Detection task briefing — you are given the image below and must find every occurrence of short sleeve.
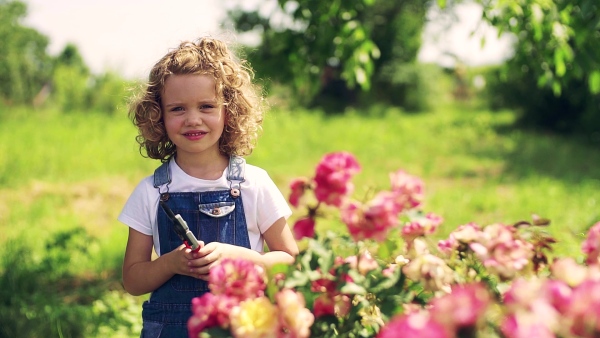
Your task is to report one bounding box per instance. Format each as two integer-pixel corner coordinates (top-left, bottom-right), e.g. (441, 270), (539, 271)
(118, 177), (156, 236)
(255, 170), (292, 233)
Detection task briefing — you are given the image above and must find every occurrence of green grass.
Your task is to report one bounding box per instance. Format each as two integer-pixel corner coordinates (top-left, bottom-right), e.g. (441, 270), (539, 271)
(1, 103), (599, 256)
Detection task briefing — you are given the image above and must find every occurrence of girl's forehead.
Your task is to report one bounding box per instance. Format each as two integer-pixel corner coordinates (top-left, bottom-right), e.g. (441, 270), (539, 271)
(163, 74), (217, 90)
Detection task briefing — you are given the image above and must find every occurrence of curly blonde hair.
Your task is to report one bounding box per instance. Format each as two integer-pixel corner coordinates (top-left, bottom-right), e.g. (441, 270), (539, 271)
(129, 37), (264, 162)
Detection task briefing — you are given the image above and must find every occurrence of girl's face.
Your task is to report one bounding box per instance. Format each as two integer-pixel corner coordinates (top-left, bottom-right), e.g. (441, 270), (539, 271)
(161, 74), (225, 162)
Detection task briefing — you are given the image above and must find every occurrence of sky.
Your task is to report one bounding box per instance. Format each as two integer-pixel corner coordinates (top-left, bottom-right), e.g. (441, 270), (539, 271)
(24, 0), (514, 80)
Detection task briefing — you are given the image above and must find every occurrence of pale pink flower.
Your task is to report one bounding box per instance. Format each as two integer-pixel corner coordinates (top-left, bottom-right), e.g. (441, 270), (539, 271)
(313, 152), (360, 207)
(334, 294), (352, 317)
(401, 213), (443, 242)
(550, 257), (589, 287)
(470, 224), (534, 280)
(437, 223), (481, 255)
(345, 250), (379, 275)
(437, 237), (457, 255)
(292, 217), (316, 240)
(377, 311), (450, 338)
(389, 170), (424, 211)
(544, 279), (572, 314)
(402, 253), (454, 293)
(288, 177), (309, 208)
(565, 279), (600, 337)
(582, 222), (600, 265)
(501, 278), (561, 335)
(451, 222), (482, 244)
(500, 313), (556, 338)
(383, 255), (409, 277)
(430, 283), (492, 331)
(481, 240), (534, 279)
(209, 258), (266, 301)
(230, 297), (280, 338)
(342, 192), (400, 242)
(276, 289), (314, 338)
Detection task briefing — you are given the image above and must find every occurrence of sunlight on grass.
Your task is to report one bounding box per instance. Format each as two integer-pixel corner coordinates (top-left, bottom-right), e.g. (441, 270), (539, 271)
(1, 104), (599, 262)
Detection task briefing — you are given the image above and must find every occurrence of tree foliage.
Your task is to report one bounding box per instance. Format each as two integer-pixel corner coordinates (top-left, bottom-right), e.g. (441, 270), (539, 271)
(475, 0), (600, 134)
(0, 0), (130, 114)
(0, 0), (52, 105)
(478, 0), (600, 96)
(225, 0), (435, 108)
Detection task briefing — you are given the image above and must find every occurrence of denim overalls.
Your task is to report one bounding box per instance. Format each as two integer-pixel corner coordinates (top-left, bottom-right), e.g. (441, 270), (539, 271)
(140, 156), (251, 338)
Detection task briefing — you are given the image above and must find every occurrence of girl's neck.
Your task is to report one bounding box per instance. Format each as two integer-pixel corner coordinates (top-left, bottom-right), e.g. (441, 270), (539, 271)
(174, 152), (229, 180)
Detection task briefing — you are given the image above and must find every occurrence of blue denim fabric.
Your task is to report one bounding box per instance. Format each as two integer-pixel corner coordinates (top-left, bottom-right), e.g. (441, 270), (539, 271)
(140, 159), (250, 338)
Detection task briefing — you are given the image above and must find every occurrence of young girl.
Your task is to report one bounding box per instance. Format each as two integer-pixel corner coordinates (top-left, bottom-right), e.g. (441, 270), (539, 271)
(119, 37), (299, 338)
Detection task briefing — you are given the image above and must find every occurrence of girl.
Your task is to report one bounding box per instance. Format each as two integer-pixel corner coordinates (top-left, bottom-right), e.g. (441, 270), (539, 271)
(119, 37), (299, 338)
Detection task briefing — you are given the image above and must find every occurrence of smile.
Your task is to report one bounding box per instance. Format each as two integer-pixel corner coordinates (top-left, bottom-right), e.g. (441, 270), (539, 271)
(183, 131), (207, 140)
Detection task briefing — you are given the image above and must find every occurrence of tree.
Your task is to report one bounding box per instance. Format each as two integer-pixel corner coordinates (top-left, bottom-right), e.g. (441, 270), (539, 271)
(0, 0), (52, 105)
(475, 0), (600, 134)
(225, 0), (435, 109)
(50, 44), (91, 111)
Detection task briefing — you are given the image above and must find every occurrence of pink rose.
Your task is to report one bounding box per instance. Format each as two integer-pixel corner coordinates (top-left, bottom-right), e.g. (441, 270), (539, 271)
(582, 222), (600, 265)
(401, 212), (444, 242)
(313, 293), (336, 318)
(378, 312), (450, 338)
(313, 152), (360, 207)
(293, 217), (316, 240)
(276, 289), (314, 338)
(389, 170), (424, 211)
(430, 283), (492, 331)
(342, 192), (400, 242)
(209, 258), (266, 301)
(188, 293), (238, 334)
(288, 177), (309, 208)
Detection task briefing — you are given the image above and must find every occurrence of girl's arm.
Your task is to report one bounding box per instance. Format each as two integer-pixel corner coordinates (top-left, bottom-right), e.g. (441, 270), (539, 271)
(122, 228), (196, 296)
(190, 217), (299, 278)
(259, 216), (299, 265)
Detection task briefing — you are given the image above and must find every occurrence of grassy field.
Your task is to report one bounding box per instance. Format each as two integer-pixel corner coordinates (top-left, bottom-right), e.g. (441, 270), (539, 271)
(0, 102), (599, 336)
(1, 103), (599, 259)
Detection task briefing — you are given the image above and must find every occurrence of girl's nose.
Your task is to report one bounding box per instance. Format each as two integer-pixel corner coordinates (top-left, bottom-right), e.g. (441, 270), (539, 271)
(185, 110), (203, 126)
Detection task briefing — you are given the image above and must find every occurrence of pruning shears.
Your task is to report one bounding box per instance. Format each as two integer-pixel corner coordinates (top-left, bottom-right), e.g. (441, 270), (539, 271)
(159, 200), (202, 252)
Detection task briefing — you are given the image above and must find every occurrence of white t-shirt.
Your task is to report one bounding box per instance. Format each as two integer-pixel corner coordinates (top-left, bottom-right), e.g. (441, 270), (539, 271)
(118, 159), (292, 255)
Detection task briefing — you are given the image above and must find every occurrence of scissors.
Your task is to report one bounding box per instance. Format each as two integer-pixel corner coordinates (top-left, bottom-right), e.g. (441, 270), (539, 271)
(159, 200), (202, 252)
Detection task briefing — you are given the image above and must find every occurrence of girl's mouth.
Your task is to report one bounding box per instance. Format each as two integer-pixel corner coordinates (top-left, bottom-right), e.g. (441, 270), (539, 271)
(183, 131), (207, 140)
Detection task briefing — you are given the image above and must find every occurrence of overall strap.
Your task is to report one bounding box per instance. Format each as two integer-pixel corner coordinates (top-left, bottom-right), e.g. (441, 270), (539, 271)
(153, 157), (245, 191)
(153, 161), (171, 188)
(227, 156), (246, 190)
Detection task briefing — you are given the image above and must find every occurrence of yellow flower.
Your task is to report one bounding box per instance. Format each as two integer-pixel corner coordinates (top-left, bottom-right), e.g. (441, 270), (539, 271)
(230, 297), (279, 338)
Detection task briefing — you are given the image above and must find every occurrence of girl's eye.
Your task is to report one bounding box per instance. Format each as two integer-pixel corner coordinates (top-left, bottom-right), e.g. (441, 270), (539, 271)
(170, 107), (184, 112)
(200, 105), (215, 110)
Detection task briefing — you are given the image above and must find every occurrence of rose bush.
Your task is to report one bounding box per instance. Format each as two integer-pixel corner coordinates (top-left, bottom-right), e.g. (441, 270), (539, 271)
(189, 151), (600, 338)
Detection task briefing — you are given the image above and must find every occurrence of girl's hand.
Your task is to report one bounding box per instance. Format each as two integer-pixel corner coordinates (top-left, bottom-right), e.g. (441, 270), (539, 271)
(188, 242), (254, 280)
(164, 243), (206, 278)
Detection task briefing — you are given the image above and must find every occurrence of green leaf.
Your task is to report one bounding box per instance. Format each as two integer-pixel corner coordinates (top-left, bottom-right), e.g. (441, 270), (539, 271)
(589, 70), (600, 94)
(340, 282), (367, 295)
(554, 49), (566, 77)
(201, 327), (231, 337)
(376, 239), (397, 260)
(552, 81), (562, 96)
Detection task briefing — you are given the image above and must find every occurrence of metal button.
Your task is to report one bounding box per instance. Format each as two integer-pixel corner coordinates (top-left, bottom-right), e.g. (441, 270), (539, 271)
(230, 188), (240, 197)
(211, 208), (220, 215)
